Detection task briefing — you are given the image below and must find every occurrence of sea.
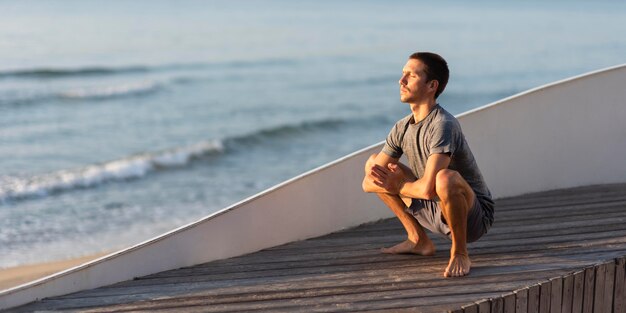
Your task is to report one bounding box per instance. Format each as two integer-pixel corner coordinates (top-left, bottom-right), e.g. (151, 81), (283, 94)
(1, 0), (625, 269)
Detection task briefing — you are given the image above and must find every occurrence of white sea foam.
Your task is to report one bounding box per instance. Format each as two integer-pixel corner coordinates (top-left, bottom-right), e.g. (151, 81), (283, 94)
(0, 140), (224, 202)
(59, 81), (160, 99)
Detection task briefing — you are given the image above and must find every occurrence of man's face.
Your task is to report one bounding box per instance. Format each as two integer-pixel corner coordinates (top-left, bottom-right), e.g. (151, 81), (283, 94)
(399, 58), (434, 104)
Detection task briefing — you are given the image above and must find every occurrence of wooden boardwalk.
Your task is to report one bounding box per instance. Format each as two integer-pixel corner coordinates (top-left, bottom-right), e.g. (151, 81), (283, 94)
(8, 183), (626, 312)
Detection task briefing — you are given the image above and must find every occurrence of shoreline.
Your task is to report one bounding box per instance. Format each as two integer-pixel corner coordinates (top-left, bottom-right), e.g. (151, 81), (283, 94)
(0, 252), (111, 291)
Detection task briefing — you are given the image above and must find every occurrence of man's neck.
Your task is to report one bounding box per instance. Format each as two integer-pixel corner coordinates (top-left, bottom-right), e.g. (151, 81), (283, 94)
(409, 99), (438, 124)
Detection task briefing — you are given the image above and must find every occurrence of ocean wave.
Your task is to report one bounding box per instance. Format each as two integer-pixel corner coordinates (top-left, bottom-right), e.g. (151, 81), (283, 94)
(0, 66), (150, 79)
(58, 81), (161, 100)
(0, 140), (224, 202)
(0, 81), (162, 106)
(0, 58), (300, 80)
(0, 91), (50, 106)
(0, 117), (366, 203)
(227, 119), (346, 146)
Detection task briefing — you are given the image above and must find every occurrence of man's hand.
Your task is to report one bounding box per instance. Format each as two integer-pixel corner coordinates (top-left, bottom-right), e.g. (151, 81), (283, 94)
(370, 163), (405, 195)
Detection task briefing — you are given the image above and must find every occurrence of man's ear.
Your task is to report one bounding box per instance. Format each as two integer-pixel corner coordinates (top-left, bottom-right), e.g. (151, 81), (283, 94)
(429, 80), (439, 93)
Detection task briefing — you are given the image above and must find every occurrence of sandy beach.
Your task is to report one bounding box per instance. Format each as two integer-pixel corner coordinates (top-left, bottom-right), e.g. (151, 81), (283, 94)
(0, 252), (110, 291)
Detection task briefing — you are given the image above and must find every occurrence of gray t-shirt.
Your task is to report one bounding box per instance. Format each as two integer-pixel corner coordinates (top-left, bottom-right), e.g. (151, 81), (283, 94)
(382, 104), (494, 225)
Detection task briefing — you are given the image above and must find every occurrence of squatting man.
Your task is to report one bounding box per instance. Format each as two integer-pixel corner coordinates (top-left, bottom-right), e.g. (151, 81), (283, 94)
(362, 52), (494, 277)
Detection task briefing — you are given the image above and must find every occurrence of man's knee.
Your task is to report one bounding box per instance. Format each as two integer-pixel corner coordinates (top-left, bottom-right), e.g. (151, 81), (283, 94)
(366, 153), (378, 167)
(368, 153), (378, 162)
(364, 153), (380, 174)
(435, 169), (463, 200)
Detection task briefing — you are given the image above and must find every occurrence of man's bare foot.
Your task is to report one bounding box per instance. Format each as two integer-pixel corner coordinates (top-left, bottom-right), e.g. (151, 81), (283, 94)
(380, 239), (435, 256)
(444, 253), (471, 277)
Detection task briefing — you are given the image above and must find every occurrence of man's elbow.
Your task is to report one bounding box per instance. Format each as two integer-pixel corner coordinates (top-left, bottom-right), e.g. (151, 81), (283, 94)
(422, 186), (438, 200)
(424, 191), (437, 201)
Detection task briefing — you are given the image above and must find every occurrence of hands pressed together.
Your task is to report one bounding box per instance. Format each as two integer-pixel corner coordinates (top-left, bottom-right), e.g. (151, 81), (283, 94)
(368, 163), (406, 195)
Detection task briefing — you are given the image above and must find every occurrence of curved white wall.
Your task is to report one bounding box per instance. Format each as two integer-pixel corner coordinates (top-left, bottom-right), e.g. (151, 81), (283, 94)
(2, 64), (625, 310)
(458, 64), (626, 198)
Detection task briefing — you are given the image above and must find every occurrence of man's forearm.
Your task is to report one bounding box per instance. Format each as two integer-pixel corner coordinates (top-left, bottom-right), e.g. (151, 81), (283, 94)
(399, 179), (437, 200)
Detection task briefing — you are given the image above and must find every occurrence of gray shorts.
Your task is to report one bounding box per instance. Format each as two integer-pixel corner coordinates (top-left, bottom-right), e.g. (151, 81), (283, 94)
(407, 196), (490, 243)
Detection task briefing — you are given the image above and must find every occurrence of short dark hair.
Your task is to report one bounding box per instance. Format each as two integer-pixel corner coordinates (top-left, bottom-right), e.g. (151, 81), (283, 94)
(409, 52), (449, 99)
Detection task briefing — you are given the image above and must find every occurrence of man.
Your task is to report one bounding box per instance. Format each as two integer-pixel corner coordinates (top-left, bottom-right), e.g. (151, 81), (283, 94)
(362, 52), (494, 277)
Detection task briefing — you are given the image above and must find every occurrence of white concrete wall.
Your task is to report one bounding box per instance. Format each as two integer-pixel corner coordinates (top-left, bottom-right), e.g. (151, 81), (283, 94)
(2, 64), (625, 310)
(457, 64), (626, 198)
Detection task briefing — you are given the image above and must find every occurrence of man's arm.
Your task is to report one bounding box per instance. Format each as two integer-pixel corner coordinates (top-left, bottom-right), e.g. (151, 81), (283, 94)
(399, 153), (450, 200)
(370, 153), (451, 200)
(362, 152), (399, 193)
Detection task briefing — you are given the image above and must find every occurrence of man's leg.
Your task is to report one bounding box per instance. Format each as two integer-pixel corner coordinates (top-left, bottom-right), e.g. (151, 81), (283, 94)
(435, 169), (476, 277)
(366, 154), (435, 255)
(376, 193), (435, 255)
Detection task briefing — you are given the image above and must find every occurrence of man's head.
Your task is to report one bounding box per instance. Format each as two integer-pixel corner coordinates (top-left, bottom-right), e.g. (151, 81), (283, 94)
(399, 52), (449, 103)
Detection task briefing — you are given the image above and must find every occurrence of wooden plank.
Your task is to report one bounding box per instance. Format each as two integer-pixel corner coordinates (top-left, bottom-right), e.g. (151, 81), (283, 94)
(146, 244), (626, 282)
(614, 257), (626, 313)
(288, 206), (626, 237)
(572, 270), (585, 313)
(496, 197), (626, 212)
(258, 228), (626, 262)
(496, 183), (626, 199)
(361, 195), (626, 226)
(129, 244), (626, 288)
(143, 250), (575, 280)
(551, 277), (563, 313)
(133, 238), (626, 278)
(491, 297), (504, 313)
(342, 211), (626, 241)
(583, 267), (595, 313)
(603, 261), (616, 313)
(477, 299), (491, 313)
(539, 280), (551, 313)
(56, 266), (580, 304)
(227, 229), (626, 264)
(497, 194), (626, 208)
(515, 288), (528, 313)
(495, 194), (626, 209)
(201, 231), (626, 272)
(495, 191), (626, 209)
(503, 293), (516, 313)
(463, 303), (478, 313)
(497, 197), (626, 212)
(33, 280), (544, 313)
(528, 284), (540, 313)
(561, 273), (574, 313)
(87, 257), (607, 297)
(594, 263), (607, 313)
(486, 222), (626, 241)
(493, 204), (626, 225)
(470, 214), (626, 232)
(77, 291), (503, 313)
(495, 198), (626, 213)
(481, 203), (626, 223)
